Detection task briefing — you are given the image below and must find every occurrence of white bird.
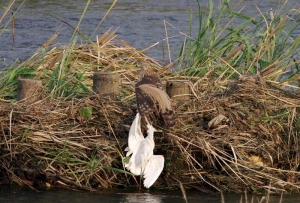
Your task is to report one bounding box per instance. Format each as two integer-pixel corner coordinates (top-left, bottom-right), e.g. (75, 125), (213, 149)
(125, 113), (143, 157)
(125, 113), (165, 188)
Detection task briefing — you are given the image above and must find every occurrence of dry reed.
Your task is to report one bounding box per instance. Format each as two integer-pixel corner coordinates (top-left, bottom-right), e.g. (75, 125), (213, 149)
(0, 36), (299, 193)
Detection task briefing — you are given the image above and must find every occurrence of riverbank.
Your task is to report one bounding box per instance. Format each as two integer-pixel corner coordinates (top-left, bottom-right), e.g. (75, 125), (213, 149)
(0, 33), (299, 193)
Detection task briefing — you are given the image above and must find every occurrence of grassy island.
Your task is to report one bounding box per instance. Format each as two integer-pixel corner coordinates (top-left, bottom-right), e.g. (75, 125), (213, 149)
(0, 0), (300, 195)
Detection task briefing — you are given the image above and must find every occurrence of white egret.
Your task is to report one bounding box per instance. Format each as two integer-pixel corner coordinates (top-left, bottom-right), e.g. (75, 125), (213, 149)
(125, 113), (165, 188)
(125, 113), (143, 157)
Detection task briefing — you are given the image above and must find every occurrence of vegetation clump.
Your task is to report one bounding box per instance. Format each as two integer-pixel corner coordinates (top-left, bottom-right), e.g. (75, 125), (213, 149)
(0, 0), (300, 194)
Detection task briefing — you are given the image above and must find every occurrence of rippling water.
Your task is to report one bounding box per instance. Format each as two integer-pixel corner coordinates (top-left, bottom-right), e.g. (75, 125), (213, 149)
(0, 0), (299, 67)
(1, 185), (300, 203)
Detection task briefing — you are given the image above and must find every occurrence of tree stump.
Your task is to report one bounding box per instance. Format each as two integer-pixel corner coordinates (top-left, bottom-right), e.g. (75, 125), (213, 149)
(166, 80), (191, 101)
(17, 79), (43, 104)
(93, 72), (119, 100)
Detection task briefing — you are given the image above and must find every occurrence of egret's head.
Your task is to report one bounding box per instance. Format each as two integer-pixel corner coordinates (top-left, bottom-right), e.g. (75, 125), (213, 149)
(146, 123), (156, 136)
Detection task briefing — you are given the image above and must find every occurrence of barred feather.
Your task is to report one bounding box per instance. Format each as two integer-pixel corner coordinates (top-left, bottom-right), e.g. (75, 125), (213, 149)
(135, 64), (175, 127)
(138, 84), (172, 113)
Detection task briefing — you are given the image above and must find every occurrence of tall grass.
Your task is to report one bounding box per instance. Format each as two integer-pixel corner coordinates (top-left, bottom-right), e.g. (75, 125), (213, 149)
(0, 1), (96, 100)
(45, 36), (90, 99)
(178, 0), (300, 88)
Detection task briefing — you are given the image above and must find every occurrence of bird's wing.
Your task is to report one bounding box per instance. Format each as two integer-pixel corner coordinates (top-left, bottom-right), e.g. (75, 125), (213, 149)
(131, 113), (143, 139)
(125, 150), (142, 176)
(126, 120), (156, 176)
(143, 155), (165, 188)
(136, 84), (175, 127)
(135, 85), (156, 116)
(135, 64), (175, 127)
(135, 66), (166, 124)
(126, 113), (144, 156)
(137, 84), (172, 114)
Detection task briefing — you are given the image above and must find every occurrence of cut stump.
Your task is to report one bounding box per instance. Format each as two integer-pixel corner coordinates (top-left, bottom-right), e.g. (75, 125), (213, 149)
(17, 79), (43, 104)
(166, 80), (191, 101)
(93, 72), (119, 100)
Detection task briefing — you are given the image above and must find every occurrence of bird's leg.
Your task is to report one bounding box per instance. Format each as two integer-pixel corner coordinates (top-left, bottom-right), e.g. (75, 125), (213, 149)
(139, 167), (143, 189)
(139, 166), (147, 189)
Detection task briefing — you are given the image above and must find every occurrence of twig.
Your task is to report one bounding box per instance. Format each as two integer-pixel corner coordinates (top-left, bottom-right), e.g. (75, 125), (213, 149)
(9, 108), (14, 161)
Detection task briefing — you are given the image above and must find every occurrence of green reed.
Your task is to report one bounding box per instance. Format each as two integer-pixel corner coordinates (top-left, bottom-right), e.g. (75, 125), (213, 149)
(178, 0), (300, 85)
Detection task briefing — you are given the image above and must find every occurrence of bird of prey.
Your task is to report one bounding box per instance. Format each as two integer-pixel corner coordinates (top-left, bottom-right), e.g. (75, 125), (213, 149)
(125, 113), (165, 188)
(135, 63), (175, 127)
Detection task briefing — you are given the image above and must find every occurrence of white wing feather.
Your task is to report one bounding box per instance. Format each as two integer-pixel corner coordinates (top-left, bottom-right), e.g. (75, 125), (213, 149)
(143, 155), (165, 188)
(126, 113), (144, 157)
(126, 124), (154, 175)
(134, 121), (155, 169)
(126, 150), (142, 175)
(125, 113), (164, 188)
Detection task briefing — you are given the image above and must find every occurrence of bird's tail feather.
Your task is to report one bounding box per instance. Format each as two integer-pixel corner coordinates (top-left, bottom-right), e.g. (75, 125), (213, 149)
(138, 84), (172, 113)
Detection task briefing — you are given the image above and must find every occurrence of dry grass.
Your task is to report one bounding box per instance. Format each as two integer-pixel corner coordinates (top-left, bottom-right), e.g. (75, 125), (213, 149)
(164, 75), (300, 193)
(0, 34), (299, 193)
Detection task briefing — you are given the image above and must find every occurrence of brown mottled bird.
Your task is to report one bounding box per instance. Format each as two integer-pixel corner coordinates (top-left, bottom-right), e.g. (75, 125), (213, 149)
(135, 63), (175, 127)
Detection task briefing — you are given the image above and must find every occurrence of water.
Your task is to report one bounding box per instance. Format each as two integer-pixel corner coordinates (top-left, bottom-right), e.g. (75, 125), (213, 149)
(0, 0), (299, 67)
(1, 185), (300, 203)
(0, 0), (300, 202)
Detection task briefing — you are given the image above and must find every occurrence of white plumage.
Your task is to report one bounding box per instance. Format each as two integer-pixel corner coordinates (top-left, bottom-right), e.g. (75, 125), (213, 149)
(125, 113), (164, 188)
(125, 113), (143, 157)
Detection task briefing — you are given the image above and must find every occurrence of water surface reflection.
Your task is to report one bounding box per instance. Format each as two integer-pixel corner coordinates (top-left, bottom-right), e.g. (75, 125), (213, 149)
(1, 186), (300, 203)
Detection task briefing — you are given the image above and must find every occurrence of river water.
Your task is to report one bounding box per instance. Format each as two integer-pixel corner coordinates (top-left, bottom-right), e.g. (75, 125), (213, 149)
(0, 0), (300, 202)
(0, 0), (299, 67)
(1, 185), (300, 203)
